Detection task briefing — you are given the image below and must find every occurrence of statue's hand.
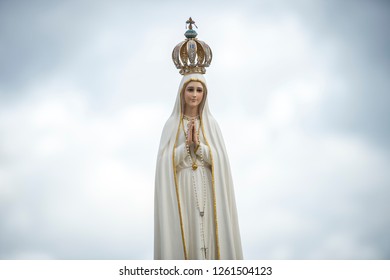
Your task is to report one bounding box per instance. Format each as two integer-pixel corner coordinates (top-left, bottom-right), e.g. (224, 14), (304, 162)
(186, 121), (193, 145)
(193, 122), (199, 146)
(192, 121), (199, 152)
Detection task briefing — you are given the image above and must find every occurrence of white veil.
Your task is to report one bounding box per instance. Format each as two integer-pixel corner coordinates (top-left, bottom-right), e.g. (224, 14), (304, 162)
(154, 73), (243, 259)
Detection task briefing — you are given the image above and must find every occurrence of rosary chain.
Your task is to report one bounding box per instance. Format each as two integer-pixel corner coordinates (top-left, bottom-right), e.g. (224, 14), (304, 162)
(183, 117), (208, 259)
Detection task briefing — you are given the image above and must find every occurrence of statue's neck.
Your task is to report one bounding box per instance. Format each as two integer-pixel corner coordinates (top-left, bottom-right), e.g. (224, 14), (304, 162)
(184, 106), (199, 118)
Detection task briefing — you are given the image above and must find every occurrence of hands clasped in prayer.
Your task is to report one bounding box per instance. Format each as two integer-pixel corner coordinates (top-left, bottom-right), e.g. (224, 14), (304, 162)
(186, 119), (199, 151)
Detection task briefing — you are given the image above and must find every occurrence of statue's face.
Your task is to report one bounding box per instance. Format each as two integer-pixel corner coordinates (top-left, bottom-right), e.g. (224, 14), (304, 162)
(183, 81), (204, 111)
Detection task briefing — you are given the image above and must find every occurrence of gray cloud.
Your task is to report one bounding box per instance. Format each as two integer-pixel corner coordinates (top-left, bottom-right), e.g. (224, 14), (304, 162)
(0, 0), (389, 259)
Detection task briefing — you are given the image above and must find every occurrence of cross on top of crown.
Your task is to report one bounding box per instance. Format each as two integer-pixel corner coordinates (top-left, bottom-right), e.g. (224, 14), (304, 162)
(186, 17), (198, 30)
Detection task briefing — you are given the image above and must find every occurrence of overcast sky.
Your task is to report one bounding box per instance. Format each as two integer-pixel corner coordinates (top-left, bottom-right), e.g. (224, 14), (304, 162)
(0, 0), (389, 259)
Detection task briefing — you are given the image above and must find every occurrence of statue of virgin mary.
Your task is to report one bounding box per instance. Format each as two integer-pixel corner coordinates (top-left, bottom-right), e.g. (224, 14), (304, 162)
(154, 18), (243, 260)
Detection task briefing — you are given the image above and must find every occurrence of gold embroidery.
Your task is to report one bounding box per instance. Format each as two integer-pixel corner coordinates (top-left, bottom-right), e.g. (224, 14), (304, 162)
(173, 115), (188, 260)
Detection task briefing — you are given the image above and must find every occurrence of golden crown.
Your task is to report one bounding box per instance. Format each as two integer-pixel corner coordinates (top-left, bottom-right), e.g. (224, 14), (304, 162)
(172, 17), (213, 75)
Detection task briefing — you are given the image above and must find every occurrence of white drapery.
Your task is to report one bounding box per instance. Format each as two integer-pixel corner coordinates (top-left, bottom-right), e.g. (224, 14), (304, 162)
(154, 73), (243, 260)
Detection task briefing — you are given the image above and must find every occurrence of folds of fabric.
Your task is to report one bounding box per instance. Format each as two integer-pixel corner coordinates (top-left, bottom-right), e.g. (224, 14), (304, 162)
(154, 74), (243, 260)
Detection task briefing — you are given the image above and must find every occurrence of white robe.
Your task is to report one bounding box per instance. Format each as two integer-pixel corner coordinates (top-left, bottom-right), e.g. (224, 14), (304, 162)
(175, 118), (215, 259)
(154, 74), (243, 260)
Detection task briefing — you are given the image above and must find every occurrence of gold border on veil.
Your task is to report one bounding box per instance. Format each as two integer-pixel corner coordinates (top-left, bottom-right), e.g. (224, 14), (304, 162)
(172, 115), (188, 260)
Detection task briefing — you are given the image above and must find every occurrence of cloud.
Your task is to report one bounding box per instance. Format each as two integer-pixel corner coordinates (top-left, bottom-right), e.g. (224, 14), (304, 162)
(1, 0), (389, 259)
(0, 80), (169, 259)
